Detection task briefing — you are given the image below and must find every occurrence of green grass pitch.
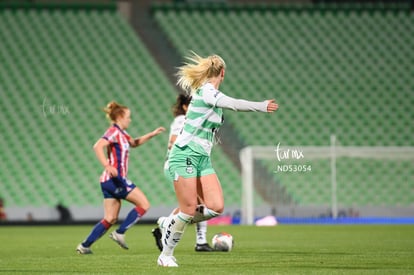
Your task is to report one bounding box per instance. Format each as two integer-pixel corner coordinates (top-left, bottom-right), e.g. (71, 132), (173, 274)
(0, 224), (413, 274)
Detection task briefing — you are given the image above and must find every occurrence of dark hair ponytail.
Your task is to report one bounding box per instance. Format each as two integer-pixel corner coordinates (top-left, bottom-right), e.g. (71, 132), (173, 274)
(172, 94), (191, 117)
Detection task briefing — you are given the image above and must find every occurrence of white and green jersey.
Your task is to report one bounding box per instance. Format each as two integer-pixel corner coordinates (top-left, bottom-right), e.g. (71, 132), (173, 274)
(174, 82), (268, 156)
(174, 83), (224, 156)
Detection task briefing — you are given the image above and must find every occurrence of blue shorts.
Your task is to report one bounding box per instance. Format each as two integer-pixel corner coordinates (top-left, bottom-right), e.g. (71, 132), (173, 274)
(100, 177), (136, 199)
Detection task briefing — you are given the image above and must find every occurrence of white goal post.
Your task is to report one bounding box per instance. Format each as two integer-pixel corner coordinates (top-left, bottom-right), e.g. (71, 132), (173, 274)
(239, 136), (414, 225)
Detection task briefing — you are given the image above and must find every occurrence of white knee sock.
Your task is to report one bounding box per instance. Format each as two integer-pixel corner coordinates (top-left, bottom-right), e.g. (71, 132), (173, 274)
(161, 211), (193, 256)
(196, 220), (208, 244)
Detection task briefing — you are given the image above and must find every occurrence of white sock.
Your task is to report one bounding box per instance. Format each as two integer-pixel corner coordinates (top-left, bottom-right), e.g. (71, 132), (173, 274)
(161, 212), (193, 256)
(196, 221), (208, 244)
(158, 208), (178, 231)
(192, 205), (220, 223)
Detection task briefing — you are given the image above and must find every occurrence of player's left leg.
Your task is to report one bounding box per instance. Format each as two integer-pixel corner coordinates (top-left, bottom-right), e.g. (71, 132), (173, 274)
(192, 173), (224, 223)
(110, 187), (149, 249)
(192, 156), (223, 223)
(77, 198), (121, 254)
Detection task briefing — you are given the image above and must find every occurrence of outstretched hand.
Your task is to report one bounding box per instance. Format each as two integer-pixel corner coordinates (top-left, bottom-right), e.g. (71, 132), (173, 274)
(266, 99), (278, 113)
(152, 126), (166, 137)
(130, 127), (166, 147)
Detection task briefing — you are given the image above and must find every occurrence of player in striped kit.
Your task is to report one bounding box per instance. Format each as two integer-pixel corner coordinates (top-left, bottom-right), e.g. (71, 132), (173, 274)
(152, 94), (214, 253)
(76, 101), (165, 254)
(157, 52), (278, 267)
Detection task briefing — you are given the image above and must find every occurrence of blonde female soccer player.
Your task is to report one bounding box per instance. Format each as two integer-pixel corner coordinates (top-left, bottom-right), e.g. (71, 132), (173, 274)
(152, 94), (214, 252)
(76, 101), (165, 254)
(157, 52), (278, 267)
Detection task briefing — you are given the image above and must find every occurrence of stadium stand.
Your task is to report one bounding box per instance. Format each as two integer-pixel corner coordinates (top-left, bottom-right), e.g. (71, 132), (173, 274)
(152, 3), (414, 208)
(0, 3), (241, 220)
(1, 2), (413, 220)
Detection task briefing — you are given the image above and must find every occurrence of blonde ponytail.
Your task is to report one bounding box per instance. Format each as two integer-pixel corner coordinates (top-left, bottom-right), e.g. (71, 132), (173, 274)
(176, 51), (226, 94)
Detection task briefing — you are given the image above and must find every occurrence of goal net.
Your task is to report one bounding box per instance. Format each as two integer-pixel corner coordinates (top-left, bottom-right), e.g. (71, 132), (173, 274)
(239, 137), (414, 225)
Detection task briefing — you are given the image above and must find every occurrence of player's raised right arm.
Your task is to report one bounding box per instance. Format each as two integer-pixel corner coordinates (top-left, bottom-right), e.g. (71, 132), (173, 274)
(214, 94), (278, 113)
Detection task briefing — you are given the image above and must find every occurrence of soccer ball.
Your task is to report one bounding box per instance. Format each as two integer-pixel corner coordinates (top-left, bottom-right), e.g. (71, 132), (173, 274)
(212, 232), (233, 252)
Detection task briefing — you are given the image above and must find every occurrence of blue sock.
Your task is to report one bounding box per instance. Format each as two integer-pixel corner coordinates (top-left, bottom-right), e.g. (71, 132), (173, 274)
(82, 219), (112, 247)
(117, 207), (146, 234)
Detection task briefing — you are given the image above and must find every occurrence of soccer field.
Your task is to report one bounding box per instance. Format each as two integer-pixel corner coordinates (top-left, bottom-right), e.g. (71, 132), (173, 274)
(0, 224), (413, 274)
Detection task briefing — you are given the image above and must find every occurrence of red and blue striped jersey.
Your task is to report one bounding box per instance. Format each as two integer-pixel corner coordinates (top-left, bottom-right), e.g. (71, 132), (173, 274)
(99, 124), (132, 182)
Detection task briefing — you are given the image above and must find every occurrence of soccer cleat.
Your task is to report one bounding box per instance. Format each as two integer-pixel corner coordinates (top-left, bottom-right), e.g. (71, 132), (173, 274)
(109, 231), (129, 250)
(157, 216), (167, 247)
(76, 244), (92, 254)
(157, 216), (167, 233)
(195, 243), (214, 252)
(152, 227), (163, 251)
(157, 255), (178, 267)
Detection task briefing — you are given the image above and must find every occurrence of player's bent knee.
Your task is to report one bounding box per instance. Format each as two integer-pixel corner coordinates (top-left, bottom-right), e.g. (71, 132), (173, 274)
(105, 217), (118, 224)
(214, 207), (224, 215)
(207, 203), (224, 215)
